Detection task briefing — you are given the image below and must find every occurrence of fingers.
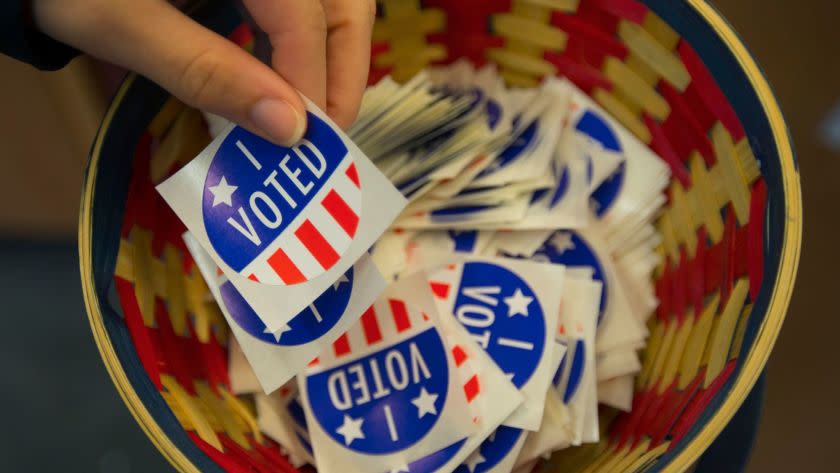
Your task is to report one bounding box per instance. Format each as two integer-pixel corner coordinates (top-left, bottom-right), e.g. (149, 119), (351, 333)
(243, 0), (328, 112)
(321, 0), (376, 129)
(33, 0), (306, 145)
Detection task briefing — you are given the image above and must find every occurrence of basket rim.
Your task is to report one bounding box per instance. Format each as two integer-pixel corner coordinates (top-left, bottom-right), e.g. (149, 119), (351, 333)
(79, 1), (802, 472)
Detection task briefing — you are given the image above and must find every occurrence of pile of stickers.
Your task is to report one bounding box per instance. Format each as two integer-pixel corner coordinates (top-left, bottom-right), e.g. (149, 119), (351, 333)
(156, 60), (669, 473)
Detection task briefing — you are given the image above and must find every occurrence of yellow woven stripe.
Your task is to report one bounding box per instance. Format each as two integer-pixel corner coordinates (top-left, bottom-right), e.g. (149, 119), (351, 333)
(150, 108), (209, 184)
(659, 314), (695, 392)
(608, 440), (650, 473)
(648, 321), (677, 388)
(221, 388), (264, 444)
(688, 152), (725, 243)
(163, 245), (189, 336)
(492, 13), (568, 51)
(372, 9), (444, 41)
(380, 0), (422, 17)
(642, 12), (680, 50)
(511, 0), (552, 20)
(667, 180), (698, 254)
(487, 48), (557, 78)
(703, 278), (749, 387)
(638, 316), (665, 389)
(161, 391), (192, 428)
(115, 234), (228, 342)
(516, 0), (580, 10)
(735, 137), (762, 183)
(549, 442), (608, 472)
(129, 227), (157, 327)
(603, 56), (670, 120)
(728, 303), (753, 361)
(147, 97), (185, 139)
(656, 212), (679, 263)
(623, 53), (660, 87)
(592, 444), (630, 473)
(677, 294), (719, 389)
(711, 123), (751, 225)
(617, 21), (690, 92)
(161, 375), (222, 450)
(195, 381), (250, 449)
(617, 442), (669, 473)
(500, 68), (540, 88)
(593, 88), (652, 143)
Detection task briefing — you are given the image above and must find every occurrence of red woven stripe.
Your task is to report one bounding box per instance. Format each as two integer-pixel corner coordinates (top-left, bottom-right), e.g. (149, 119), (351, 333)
(463, 375), (480, 402)
(322, 189), (359, 237)
(361, 306), (383, 344)
(345, 163), (360, 187)
(333, 334), (351, 356)
(295, 219), (340, 270)
(389, 299), (411, 333)
(267, 248), (306, 284)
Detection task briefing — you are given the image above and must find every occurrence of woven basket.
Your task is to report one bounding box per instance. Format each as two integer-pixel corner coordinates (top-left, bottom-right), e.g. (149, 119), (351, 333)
(80, 0), (802, 471)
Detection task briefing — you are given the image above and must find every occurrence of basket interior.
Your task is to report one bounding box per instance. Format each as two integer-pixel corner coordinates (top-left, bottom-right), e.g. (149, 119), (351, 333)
(84, 1), (794, 472)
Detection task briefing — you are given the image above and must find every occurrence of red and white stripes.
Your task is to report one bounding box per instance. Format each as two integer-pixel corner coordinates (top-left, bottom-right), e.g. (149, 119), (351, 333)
(243, 159), (362, 285)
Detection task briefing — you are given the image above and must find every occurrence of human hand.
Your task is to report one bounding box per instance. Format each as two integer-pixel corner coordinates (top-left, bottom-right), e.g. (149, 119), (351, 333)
(33, 0), (376, 145)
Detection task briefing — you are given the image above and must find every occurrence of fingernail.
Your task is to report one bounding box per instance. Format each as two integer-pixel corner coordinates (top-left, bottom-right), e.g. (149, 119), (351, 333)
(250, 98), (306, 146)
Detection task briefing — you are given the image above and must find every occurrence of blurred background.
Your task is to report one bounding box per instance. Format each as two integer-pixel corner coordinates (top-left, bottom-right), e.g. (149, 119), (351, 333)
(0, 0), (837, 471)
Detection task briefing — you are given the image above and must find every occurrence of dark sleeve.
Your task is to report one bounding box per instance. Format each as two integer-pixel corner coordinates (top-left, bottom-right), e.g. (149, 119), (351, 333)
(0, 0), (80, 71)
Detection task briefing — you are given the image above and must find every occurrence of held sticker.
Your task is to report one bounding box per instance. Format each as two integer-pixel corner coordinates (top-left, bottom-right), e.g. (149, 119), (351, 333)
(158, 100), (406, 333)
(300, 291), (474, 473)
(202, 113), (360, 284)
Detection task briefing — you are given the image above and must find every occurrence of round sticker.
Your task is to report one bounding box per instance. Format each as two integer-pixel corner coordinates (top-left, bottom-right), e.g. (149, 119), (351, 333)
(574, 110), (625, 218)
(404, 440), (467, 473)
(202, 112), (361, 285)
(448, 262), (546, 388)
(453, 427), (524, 473)
(533, 231), (608, 325)
(306, 303), (450, 454)
(218, 268), (353, 346)
(476, 119), (538, 179)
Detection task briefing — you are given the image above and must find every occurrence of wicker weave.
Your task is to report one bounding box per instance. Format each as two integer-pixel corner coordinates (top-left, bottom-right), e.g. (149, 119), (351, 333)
(81, 1), (801, 472)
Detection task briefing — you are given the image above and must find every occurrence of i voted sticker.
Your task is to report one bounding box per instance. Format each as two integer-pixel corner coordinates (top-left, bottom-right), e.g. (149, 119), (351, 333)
(218, 267), (353, 345)
(184, 232), (386, 393)
(158, 100), (406, 334)
(203, 113), (361, 285)
(531, 231), (607, 324)
(300, 293), (474, 473)
(446, 261), (545, 388)
(428, 257), (564, 431)
(573, 109), (626, 218)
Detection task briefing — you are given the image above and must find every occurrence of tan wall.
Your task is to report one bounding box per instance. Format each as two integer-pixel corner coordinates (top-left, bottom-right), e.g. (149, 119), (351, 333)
(0, 54), (106, 238)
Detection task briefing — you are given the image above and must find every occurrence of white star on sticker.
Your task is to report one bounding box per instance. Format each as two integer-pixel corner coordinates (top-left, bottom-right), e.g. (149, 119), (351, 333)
(335, 414), (365, 446)
(411, 387), (439, 418)
(208, 176), (237, 207)
(390, 463), (410, 473)
(332, 273), (349, 291)
(463, 450), (486, 473)
(264, 324), (291, 342)
(503, 288), (533, 317)
(550, 232), (575, 254)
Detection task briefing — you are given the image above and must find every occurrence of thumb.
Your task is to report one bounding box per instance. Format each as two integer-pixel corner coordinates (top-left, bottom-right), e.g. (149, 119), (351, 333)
(34, 0), (307, 145)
